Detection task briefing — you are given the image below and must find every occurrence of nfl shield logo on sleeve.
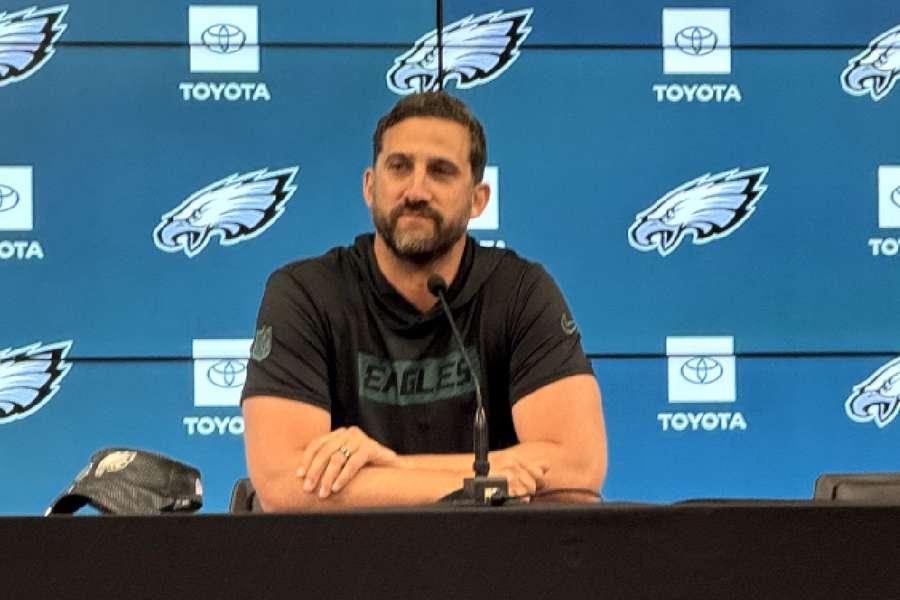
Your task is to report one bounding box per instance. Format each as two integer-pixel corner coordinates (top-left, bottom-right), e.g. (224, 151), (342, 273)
(251, 325), (272, 362)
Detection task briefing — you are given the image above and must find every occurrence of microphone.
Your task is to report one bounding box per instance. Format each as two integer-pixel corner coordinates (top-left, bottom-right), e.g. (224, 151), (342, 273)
(427, 274), (509, 505)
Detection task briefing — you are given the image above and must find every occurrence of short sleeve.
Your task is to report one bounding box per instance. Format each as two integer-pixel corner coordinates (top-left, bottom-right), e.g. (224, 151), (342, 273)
(507, 264), (593, 404)
(240, 269), (331, 411)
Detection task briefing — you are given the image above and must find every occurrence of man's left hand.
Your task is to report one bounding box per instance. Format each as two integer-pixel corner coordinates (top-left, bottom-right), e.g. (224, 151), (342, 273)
(297, 426), (398, 498)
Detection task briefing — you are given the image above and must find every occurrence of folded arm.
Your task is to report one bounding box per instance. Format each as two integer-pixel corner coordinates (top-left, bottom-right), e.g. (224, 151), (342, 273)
(242, 396), (467, 511)
(400, 374), (607, 493)
(243, 374), (606, 511)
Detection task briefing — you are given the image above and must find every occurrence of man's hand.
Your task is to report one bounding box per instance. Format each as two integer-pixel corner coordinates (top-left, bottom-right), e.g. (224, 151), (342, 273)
(297, 426), (398, 498)
(488, 450), (550, 499)
(295, 426), (551, 501)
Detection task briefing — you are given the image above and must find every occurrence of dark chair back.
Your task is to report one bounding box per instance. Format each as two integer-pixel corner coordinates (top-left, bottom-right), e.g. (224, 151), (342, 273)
(229, 478), (260, 512)
(814, 473), (900, 502)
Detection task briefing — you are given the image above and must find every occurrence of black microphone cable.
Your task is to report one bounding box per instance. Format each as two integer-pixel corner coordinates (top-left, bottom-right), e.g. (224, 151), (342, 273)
(504, 488), (605, 503)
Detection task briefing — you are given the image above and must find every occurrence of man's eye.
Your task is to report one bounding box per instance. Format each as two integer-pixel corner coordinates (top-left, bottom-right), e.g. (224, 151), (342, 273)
(430, 164), (457, 177)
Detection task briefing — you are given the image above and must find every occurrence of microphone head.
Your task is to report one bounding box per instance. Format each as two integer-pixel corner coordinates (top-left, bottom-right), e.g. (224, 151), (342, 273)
(427, 274), (448, 298)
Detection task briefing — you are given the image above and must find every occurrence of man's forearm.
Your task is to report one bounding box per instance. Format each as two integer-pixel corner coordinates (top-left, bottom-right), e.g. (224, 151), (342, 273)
(258, 465), (466, 512)
(400, 441), (605, 491)
(397, 452), (478, 473)
(505, 441), (606, 491)
(259, 442), (601, 512)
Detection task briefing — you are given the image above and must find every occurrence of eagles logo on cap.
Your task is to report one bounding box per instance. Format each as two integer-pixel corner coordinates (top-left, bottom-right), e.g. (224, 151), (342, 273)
(95, 450), (137, 477)
(46, 448), (204, 516)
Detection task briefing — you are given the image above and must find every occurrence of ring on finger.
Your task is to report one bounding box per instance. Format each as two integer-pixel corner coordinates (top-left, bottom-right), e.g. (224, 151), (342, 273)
(338, 446), (352, 460)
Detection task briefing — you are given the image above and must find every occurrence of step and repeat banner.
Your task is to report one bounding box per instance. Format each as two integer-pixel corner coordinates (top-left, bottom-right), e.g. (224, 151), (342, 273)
(1, 0), (899, 513)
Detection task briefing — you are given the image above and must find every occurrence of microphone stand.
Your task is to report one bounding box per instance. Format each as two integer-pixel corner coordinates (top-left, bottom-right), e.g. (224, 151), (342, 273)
(428, 275), (511, 506)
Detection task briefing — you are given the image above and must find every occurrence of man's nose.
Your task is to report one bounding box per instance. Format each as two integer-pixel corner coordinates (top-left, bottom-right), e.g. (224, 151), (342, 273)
(404, 165), (433, 202)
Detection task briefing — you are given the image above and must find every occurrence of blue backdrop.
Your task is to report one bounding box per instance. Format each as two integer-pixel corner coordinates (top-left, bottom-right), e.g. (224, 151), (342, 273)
(1, 0), (898, 514)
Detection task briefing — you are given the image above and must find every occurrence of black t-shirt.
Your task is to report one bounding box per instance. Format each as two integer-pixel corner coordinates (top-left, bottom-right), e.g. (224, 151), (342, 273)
(241, 234), (592, 455)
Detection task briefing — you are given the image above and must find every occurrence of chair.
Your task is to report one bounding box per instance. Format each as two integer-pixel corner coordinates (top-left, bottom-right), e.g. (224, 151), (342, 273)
(813, 473), (900, 503)
(229, 478), (260, 513)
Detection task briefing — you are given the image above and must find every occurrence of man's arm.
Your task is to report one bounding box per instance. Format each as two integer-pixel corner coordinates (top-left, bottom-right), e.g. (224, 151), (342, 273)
(295, 374), (606, 502)
(243, 395), (551, 511)
(305, 374), (606, 496)
(402, 374), (607, 492)
(243, 396), (470, 511)
(507, 373), (607, 491)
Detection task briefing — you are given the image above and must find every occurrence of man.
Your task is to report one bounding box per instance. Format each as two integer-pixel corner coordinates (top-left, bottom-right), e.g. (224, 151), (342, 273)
(241, 92), (607, 511)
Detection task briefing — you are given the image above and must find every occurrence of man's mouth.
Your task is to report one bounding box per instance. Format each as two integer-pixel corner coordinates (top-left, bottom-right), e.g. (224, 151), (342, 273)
(393, 207), (441, 225)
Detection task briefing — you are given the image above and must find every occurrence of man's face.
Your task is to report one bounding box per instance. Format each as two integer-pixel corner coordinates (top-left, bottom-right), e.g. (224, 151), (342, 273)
(364, 116), (488, 265)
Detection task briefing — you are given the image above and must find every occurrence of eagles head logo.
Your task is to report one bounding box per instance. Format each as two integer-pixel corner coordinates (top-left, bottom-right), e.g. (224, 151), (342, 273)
(387, 8), (533, 94)
(0, 4), (68, 87)
(154, 167), (299, 258)
(628, 166), (769, 256)
(846, 357), (900, 428)
(95, 450), (137, 477)
(0, 340), (72, 424)
(841, 24), (900, 101)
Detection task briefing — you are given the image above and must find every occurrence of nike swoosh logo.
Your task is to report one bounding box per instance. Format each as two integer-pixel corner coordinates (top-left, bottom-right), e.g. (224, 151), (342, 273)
(561, 313), (577, 335)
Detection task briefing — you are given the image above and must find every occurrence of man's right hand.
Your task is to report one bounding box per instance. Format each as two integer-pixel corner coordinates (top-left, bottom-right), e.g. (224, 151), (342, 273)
(297, 426), (398, 499)
(488, 451), (550, 499)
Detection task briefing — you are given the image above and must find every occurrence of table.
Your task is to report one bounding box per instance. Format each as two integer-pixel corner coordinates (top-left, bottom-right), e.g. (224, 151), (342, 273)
(5, 502), (900, 599)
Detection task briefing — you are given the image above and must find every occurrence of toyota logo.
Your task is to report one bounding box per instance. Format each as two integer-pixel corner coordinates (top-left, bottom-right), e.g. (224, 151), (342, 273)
(680, 356), (724, 385)
(207, 359), (248, 388)
(674, 26), (718, 56)
(201, 23), (247, 54)
(0, 184), (19, 213)
(892, 185), (900, 209)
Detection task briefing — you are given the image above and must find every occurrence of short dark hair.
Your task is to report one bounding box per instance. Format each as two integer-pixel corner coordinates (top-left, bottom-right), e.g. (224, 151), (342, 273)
(372, 91), (487, 183)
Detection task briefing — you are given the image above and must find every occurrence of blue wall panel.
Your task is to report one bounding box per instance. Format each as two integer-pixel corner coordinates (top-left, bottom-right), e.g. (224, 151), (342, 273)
(2, 0), (898, 514)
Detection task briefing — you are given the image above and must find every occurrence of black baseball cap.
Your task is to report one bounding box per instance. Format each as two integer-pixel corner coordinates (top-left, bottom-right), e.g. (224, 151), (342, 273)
(46, 448), (203, 516)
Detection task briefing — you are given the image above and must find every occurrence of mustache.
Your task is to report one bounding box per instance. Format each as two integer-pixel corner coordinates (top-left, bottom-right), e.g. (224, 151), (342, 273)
(389, 200), (443, 226)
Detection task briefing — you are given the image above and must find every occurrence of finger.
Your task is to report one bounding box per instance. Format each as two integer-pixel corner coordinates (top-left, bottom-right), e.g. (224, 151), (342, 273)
(341, 426), (371, 451)
(503, 474), (520, 497)
(521, 462), (549, 490)
(502, 470), (529, 498)
(304, 437), (348, 492)
(509, 476), (530, 499)
(507, 478), (531, 502)
(514, 467), (538, 496)
(317, 451), (349, 499)
(331, 448), (368, 493)
(298, 428), (343, 477)
(297, 435), (329, 478)
(522, 474), (538, 496)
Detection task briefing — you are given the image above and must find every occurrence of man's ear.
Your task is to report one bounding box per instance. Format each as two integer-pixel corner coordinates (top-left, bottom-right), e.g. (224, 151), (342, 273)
(362, 167), (375, 209)
(470, 181), (490, 219)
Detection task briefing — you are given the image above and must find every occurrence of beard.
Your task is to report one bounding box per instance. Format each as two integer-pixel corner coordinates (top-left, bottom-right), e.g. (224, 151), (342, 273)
(372, 196), (470, 266)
